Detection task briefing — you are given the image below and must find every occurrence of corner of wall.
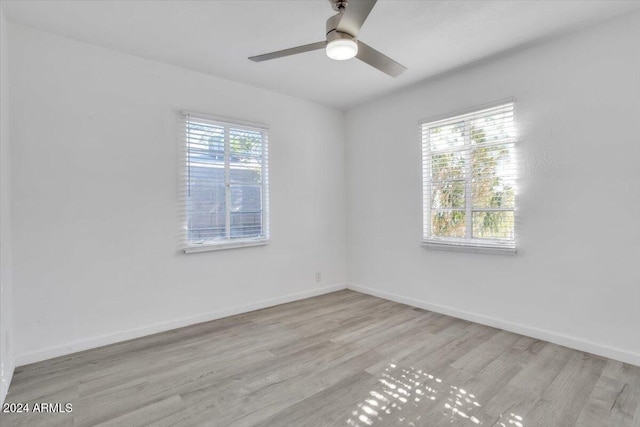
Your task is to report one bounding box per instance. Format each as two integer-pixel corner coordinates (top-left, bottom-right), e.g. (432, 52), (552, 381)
(0, 4), (15, 405)
(0, 359), (14, 405)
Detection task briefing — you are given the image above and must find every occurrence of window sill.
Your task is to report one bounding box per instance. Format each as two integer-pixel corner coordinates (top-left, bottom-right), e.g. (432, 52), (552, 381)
(184, 239), (269, 254)
(421, 240), (517, 255)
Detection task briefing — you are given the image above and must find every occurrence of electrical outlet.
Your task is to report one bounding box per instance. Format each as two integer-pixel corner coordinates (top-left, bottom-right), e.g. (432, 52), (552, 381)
(315, 271), (322, 282)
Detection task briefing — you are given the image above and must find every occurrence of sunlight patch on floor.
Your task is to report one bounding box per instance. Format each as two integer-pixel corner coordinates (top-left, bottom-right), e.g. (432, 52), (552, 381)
(346, 362), (525, 426)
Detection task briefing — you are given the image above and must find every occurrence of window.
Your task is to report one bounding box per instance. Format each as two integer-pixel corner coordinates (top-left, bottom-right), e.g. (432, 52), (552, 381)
(181, 112), (269, 253)
(421, 101), (516, 253)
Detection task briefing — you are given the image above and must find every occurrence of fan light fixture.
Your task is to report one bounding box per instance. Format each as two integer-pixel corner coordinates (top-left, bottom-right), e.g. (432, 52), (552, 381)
(248, 0), (407, 77)
(326, 38), (358, 60)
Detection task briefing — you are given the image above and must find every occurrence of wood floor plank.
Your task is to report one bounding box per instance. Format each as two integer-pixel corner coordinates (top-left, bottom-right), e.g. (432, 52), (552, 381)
(431, 337), (542, 427)
(363, 317), (468, 375)
(576, 359), (640, 427)
(2, 289), (638, 427)
(92, 395), (183, 427)
(252, 371), (378, 427)
(219, 349), (385, 426)
(524, 351), (606, 426)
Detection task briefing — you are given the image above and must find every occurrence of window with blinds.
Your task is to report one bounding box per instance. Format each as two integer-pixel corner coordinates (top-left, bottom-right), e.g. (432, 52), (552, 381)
(421, 101), (516, 253)
(180, 112), (269, 253)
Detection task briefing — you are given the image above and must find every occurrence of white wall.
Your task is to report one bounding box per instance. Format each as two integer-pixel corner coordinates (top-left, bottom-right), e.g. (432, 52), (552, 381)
(0, 5), (14, 405)
(346, 11), (640, 364)
(9, 23), (347, 364)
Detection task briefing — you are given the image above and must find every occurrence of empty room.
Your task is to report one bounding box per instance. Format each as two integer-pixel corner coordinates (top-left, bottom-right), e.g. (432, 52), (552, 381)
(0, 0), (639, 426)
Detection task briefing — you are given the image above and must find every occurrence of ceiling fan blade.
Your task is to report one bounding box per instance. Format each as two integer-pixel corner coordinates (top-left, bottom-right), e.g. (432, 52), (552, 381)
(336, 0), (377, 37)
(249, 41), (326, 62)
(356, 41), (407, 77)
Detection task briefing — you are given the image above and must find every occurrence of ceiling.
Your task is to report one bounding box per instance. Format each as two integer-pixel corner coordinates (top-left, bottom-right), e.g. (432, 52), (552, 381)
(3, 0), (639, 110)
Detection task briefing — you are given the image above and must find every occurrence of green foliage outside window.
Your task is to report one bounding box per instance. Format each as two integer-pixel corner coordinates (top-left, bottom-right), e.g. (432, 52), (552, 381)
(427, 109), (515, 242)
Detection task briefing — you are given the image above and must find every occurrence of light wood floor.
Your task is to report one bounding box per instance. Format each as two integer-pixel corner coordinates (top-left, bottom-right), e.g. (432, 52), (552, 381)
(2, 290), (639, 427)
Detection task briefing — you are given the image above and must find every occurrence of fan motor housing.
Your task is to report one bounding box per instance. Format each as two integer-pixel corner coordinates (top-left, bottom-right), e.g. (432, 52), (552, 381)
(326, 13), (356, 42)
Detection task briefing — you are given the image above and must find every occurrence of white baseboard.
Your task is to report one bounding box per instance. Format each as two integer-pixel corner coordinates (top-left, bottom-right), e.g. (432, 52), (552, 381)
(0, 356), (14, 405)
(348, 283), (640, 367)
(15, 283), (347, 367)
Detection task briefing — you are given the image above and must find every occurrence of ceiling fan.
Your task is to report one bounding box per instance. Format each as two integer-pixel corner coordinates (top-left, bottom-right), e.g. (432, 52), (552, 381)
(248, 0), (406, 77)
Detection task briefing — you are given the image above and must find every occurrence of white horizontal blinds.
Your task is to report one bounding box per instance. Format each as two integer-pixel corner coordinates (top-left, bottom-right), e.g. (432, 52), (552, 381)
(422, 102), (516, 248)
(184, 113), (268, 246)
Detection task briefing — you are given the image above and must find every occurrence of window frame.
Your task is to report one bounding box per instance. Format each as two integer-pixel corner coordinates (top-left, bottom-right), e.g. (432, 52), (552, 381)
(180, 111), (270, 254)
(420, 100), (517, 255)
